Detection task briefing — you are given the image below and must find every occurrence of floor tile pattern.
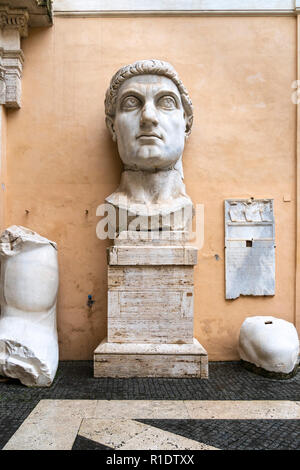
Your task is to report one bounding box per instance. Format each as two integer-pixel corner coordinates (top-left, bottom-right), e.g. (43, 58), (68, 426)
(136, 419), (300, 450)
(0, 361), (299, 450)
(2, 399), (299, 450)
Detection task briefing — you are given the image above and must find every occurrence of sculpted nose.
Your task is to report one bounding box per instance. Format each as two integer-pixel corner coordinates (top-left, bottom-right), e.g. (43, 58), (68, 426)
(140, 102), (158, 126)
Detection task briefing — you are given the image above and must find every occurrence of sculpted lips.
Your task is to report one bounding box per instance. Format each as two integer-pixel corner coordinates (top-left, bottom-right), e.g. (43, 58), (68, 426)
(137, 132), (162, 140)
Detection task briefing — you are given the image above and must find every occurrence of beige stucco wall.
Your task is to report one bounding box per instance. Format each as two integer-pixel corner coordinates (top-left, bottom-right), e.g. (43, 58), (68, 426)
(0, 105), (7, 233)
(4, 16), (297, 360)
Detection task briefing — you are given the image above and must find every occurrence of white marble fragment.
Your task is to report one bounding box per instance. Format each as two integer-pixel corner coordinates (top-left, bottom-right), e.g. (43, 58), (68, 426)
(225, 199), (275, 299)
(104, 60), (194, 231)
(238, 316), (299, 375)
(0, 226), (59, 387)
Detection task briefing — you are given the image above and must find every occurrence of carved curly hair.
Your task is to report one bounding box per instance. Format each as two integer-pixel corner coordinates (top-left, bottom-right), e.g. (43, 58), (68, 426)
(104, 59), (193, 136)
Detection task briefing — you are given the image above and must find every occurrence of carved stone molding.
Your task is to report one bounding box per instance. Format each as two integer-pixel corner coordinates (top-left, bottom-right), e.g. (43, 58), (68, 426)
(0, 47), (24, 107)
(3, 1), (52, 27)
(53, 0), (299, 17)
(0, 1), (52, 107)
(0, 5), (29, 37)
(0, 65), (5, 104)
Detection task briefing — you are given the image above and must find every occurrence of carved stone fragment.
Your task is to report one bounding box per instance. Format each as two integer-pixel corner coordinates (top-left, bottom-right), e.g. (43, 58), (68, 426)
(238, 316), (299, 378)
(0, 225), (59, 387)
(225, 199), (275, 299)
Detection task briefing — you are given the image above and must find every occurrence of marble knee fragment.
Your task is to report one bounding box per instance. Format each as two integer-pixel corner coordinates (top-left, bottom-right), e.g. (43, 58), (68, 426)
(0, 225), (59, 387)
(238, 316), (299, 377)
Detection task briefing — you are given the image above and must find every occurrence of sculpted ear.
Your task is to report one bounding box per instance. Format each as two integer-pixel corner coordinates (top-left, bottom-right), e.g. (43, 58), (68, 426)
(105, 116), (117, 142)
(181, 94), (193, 139)
(184, 114), (193, 139)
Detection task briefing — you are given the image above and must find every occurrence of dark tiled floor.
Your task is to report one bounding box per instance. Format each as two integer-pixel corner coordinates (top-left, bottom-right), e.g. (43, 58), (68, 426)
(136, 419), (300, 450)
(0, 360), (299, 450)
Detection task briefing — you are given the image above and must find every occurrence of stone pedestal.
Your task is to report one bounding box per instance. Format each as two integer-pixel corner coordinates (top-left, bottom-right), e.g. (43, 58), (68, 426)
(94, 231), (208, 378)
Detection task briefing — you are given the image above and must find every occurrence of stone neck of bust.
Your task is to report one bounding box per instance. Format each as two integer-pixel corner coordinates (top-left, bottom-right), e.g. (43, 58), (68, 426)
(123, 153), (184, 177)
(105, 167), (192, 215)
(120, 168), (187, 203)
(123, 164), (175, 173)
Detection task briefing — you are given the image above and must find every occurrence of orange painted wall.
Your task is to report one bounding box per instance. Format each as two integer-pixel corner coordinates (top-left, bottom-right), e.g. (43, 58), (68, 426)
(4, 16), (297, 360)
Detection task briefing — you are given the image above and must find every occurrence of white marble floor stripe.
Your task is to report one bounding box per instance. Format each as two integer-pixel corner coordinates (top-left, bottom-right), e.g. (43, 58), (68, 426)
(3, 399), (300, 450)
(78, 418), (218, 450)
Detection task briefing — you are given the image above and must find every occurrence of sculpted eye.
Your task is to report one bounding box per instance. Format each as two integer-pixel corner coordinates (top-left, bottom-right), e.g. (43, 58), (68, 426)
(122, 96), (141, 109)
(158, 95), (177, 109)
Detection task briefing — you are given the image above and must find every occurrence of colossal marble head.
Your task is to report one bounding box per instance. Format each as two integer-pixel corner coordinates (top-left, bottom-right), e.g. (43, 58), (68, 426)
(104, 60), (193, 172)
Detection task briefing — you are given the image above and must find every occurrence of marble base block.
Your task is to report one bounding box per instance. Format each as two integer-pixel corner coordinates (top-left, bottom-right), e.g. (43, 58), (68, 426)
(94, 231), (208, 378)
(107, 265), (195, 344)
(94, 338), (208, 378)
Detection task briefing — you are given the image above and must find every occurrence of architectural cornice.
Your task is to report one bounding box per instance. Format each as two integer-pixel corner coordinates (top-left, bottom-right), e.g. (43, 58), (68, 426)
(53, 0), (300, 17)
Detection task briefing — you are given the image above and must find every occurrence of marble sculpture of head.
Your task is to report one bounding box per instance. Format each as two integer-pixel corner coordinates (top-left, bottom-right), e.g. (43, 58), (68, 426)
(104, 60), (194, 231)
(104, 59), (193, 173)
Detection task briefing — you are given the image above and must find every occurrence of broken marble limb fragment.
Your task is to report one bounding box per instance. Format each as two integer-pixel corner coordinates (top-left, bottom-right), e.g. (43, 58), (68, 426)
(0, 226), (59, 387)
(238, 316), (299, 379)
